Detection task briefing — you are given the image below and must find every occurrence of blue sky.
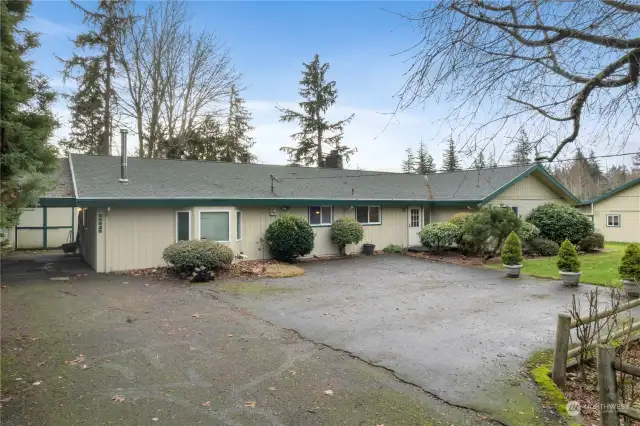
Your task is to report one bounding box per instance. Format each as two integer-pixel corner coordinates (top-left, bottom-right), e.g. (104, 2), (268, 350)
(25, 1), (638, 171)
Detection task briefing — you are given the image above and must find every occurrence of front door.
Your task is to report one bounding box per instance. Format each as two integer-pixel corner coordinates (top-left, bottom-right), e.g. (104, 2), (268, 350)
(408, 206), (421, 246)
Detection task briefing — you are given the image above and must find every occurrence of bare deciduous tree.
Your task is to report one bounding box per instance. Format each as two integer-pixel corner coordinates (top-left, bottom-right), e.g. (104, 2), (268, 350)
(398, 1), (640, 162)
(115, 0), (239, 158)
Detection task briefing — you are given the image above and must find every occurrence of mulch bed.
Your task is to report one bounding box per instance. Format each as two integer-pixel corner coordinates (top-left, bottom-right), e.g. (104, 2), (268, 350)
(406, 250), (489, 267)
(563, 342), (640, 425)
(114, 260), (285, 282)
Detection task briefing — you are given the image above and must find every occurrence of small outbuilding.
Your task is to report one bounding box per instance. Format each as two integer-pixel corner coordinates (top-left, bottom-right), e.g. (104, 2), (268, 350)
(40, 152), (579, 272)
(579, 177), (640, 243)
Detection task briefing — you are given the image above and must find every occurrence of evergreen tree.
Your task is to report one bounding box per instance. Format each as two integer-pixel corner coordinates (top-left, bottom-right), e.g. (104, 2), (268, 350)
(415, 139), (436, 174)
(587, 149), (603, 179)
(401, 148), (415, 173)
(510, 129), (533, 166)
(632, 152), (640, 172)
(220, 85), (256, 163)
(474, 151), (487, 169)
(59, 0), (132, 155)
(1, 0), (58, 228)
(442, 138), (461, 172)
(488, 152), (498, 168)
(278, 54), (354, 166)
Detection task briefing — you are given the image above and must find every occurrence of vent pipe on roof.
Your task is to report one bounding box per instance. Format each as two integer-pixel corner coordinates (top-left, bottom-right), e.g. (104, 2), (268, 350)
(119, 129), (128, 183)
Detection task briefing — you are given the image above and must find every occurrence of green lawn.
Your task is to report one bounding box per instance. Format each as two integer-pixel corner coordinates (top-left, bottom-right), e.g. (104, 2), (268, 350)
(487, 242), (629, 286)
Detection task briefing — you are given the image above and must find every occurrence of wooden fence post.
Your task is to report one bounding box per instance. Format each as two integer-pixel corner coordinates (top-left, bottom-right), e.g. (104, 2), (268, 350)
(597, 344), (619, 426)
(552, 313), (572, 387)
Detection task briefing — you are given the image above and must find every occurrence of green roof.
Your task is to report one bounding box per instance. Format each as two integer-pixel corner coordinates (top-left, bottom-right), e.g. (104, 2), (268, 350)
(41, 154), (578, 207)
(580, 177), (640, 205)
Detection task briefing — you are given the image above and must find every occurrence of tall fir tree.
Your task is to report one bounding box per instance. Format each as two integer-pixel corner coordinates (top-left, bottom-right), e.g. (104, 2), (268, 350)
(1, 0), (58, 228)
(59, 0), (131, 155)
(587, 149), (603, 179)
(401, 148), (415, 173)
(278, 54), (355, 166)
(488, 152), (498, 168)
(474, 151), (487, 169)
(632, 152), (640, 172)
(415, 140), (436, 174)
(220, 85), (256, 163)
(442, 138), (461, 172)
(510, 129), (533, 166)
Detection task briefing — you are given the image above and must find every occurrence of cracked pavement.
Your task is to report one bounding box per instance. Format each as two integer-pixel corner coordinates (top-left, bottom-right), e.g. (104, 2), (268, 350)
(213, 254), (593, 425)
(1, 253), (502, 426)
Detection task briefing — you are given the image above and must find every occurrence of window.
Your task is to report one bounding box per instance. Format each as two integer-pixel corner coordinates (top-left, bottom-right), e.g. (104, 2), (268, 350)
(356, 206), (381, 225)
(409, 208), (420, 228)
(236, 211), (242, 241)
(309, 205), (332, 226)
(176, 211), (191, 241)
(199, 211), (230, 241)
(606, 214), (621, 227)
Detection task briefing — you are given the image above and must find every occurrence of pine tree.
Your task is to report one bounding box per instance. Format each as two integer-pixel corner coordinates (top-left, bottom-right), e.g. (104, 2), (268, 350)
(442, 138), (461, 172)
(1, 0), (58, 228)
(220, 86), (256, 163)
(401, 148), (415, 173)
(59, 0), (131, 155)
(415, 140), (436, 174)
(278, 54), (355, 166)
(474, 151), (487, 169)
(488, 152), (498, 168)
(510, 129), (533, 166)
(587, 149), (603, 179)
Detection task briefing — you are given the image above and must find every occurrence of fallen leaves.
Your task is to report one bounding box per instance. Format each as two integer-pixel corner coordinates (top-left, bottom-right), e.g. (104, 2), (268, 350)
(243, 401), (256, 408)
(151, 418), (158, 422)
(64, 354), (85, 365)
(226, 334), (233, 337)
(111, 394), (125, 403)
(200, 401), (211, 407)
(191, 313), (201, 318)
(32, 381), (42, 386)
(323, 390), (334, 396)
(267, 386), (276, 391)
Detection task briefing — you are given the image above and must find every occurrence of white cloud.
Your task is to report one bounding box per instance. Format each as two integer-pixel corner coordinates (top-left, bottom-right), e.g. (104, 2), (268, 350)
(27, 16), (79, 36)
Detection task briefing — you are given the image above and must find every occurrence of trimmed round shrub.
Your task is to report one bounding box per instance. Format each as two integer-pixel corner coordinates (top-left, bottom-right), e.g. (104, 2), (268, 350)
(264, 213), (315, 262)
(526, 203), (593, 244)
(331, 218), (364, 256)
(528, 237), (560, 256)
(419, 222), (459, 252)
(578, 233), (604, 252)
(501, 231), (523, 266)
(163, 240), (234, 274)
(382, 244), (404, 254)
(619, 243), (640, 282)
(517, 221), (540, 244)
(557, 240), (580, 272)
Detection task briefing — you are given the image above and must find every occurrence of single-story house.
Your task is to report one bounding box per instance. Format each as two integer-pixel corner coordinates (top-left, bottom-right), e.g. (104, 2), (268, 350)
(2, 159), (77, 250)
(41, 153), (579, 272)
(579, 177), (640, 243)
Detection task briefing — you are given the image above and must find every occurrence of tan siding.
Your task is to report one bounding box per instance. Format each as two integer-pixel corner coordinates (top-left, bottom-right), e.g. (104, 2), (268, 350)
(105, 207), (175, 272)
(239, 206), (278, 260)
(592, 184), (640, 243)
(17, 208), (43, 227)
(489, 173), (571, 218)
(430, 206), (476, 223)
(81, 208), (98, 271)
(355, 207), (408, 252)
(578, 205), (593, 215)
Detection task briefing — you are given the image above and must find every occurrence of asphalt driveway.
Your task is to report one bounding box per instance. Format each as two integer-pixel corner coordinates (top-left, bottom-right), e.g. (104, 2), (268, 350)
(214, 254), (594, 425)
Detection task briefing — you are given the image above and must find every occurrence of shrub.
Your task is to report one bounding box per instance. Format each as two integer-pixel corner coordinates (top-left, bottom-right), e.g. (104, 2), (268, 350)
(501, 231), (523, 266)
(557, 240), (580, 272)
(517, 221), (540, 244)
(459, 207), (521, 256)
(449, 212), (471, 228)
(528, 238), (560, 256)
(418, 222), (459, 252)
(619, 243), (640, 282)
(382, 244), (404, 254)
(527, 203), (593, 244)
(578, 233), (604, 252)
(331, 218), (364, 256)
(163, 240), (234, 274)
(264, 213), (315, 262)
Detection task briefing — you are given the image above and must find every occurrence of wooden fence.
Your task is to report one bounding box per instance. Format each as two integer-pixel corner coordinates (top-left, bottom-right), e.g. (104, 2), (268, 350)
(597, 344), (640, 425)
(552, 298), (640, 387)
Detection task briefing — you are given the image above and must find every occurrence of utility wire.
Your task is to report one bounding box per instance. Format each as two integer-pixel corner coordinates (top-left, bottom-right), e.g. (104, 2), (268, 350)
(276, 151), (639, 181)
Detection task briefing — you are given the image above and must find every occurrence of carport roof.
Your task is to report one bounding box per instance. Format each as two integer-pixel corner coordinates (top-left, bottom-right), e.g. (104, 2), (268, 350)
(41, 154), (578, 207)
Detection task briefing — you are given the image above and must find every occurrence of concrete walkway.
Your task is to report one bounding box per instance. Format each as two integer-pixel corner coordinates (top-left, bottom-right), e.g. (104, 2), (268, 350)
(214, 255), (594, 425)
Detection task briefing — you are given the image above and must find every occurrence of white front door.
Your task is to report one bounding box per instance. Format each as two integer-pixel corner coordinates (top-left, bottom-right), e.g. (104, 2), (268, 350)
(408, 206), (422, 246)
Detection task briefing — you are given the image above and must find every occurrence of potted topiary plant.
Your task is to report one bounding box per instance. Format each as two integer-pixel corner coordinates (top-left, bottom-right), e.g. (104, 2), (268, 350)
(619, 243), (640, 298)
(557, 239), (581, 286)
(501, 231), (523, 278)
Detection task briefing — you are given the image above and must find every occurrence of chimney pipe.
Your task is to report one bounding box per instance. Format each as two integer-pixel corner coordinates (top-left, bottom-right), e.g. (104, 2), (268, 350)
(119, 129), (128, 183)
